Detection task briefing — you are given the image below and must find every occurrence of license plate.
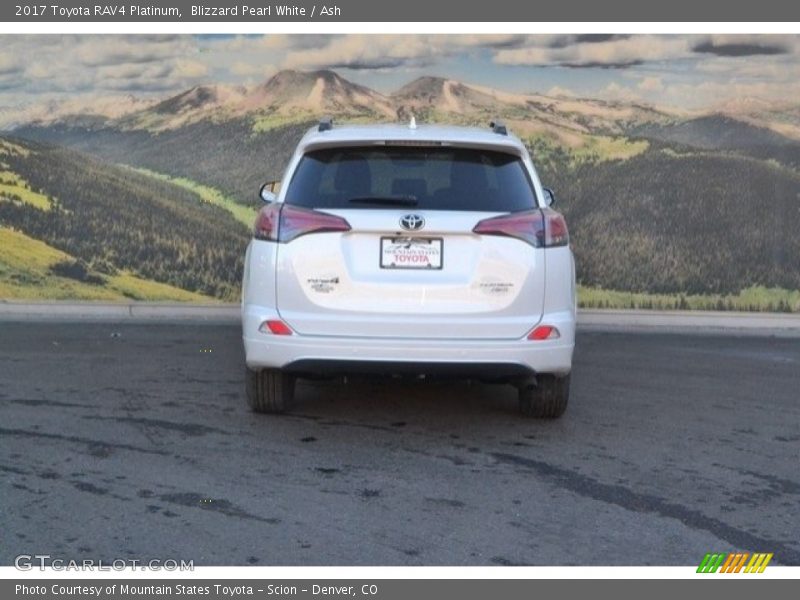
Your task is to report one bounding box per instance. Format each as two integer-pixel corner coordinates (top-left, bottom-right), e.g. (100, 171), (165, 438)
(380, 237), (443, 269)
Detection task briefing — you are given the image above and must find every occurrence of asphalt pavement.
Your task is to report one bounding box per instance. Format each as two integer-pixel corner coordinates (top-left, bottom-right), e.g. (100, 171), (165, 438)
(1, 322), (798, 565)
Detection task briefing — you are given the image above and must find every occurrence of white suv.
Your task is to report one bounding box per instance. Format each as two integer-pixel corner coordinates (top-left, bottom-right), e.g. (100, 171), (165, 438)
(241, 119), (576, 417)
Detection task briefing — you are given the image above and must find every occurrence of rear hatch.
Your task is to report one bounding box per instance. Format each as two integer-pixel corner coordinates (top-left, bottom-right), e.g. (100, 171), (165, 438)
(274, 145), (545, 340)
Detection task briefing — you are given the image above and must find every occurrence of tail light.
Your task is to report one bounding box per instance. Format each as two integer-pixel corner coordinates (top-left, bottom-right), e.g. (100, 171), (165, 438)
(254, 203), (281, 241)
(472, 208), (569, 248)
(254, 204), (351, 243)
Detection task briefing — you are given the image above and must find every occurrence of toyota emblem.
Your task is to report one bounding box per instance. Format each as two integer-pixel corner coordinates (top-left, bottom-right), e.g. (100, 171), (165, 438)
(400, 214), (425, 231)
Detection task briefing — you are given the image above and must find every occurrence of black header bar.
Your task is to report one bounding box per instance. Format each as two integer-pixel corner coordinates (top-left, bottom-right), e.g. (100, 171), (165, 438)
(2, 0), (799, 22)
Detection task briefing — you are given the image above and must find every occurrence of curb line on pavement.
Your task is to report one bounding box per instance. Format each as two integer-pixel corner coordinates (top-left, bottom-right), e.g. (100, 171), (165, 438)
(0, 301), (240, 322)
(1, 302), (800, 336)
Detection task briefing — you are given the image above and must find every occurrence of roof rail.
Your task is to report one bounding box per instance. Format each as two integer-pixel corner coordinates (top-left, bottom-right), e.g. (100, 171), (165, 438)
(489, 120), (508, 136)
(318, 116), (333, 132)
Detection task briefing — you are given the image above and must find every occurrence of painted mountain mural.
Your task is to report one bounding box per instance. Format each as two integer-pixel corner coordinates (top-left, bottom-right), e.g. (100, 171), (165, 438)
(3, 69), (800, 310)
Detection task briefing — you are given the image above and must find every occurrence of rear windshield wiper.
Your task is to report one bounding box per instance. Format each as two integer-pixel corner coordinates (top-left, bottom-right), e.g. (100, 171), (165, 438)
(347, 195), (418, 207)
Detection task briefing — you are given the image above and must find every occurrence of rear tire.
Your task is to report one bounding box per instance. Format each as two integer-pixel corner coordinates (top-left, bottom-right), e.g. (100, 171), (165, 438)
(518, 374), (570, 418)
(245, 367), (296, 414)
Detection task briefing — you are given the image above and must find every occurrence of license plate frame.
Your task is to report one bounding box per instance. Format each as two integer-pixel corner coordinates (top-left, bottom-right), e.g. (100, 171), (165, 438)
(380, 237), (443, 270)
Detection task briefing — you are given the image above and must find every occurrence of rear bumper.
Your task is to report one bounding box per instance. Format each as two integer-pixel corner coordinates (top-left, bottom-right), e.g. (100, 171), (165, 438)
(242, 304), (575, 378)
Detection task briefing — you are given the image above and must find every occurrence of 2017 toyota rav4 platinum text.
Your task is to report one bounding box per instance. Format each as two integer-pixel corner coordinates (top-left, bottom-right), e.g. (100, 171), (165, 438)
(241, 119), (576, 418)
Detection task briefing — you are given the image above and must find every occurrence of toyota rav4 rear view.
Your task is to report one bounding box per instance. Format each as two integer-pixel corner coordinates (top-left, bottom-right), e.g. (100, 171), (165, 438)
(241, 119), (576, 417)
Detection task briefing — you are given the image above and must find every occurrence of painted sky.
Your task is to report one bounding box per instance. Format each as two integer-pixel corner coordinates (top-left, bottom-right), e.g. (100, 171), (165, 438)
(1, 34), (799, 117)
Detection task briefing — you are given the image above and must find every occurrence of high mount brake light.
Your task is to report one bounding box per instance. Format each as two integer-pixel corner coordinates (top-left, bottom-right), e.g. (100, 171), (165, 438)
(254, 204), (351, 243)
(472, 208), (569, 248)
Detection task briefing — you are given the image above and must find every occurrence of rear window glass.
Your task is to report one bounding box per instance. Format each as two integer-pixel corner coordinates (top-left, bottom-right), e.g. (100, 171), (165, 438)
(284, 146), (537, 211)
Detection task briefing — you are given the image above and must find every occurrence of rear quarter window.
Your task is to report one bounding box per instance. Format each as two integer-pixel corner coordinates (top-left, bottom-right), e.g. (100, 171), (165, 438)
(284, 146), (537, 212)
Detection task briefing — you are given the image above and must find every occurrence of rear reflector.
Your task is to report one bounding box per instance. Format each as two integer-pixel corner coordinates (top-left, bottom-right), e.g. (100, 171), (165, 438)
(473, 208), (569, 248)
(254, 204), (351, 243)
(527, 325), (560, 341)
(259, 320), (293, 335)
